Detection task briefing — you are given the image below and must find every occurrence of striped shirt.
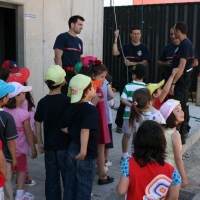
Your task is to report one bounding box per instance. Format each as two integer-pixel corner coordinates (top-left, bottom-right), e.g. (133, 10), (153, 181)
(121, 81), (146, 118)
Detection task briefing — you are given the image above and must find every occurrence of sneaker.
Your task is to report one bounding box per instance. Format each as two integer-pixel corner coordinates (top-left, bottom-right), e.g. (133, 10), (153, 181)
(25, 180), (36, 186)
(15, 192), (35, 200)
(105, 160), (112, 167)
(116, 127), (123, 133)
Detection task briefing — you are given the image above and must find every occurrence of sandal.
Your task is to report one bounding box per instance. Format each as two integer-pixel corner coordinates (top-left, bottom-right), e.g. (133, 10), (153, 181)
(98, 175), (114, 185)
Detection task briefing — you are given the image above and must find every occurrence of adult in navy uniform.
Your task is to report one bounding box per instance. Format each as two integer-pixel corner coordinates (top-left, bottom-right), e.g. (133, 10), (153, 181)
(113, 26), (151, 133)
(53, 15), (84, 94)
(158, 27), (198, 83)
(169, 21), (195, 144)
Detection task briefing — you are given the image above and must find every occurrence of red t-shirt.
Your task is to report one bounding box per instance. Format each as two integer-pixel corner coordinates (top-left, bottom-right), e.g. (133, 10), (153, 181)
(0, 140), (6, 187)
(153, 97), (163, 110)
(127, 157), (174, 200)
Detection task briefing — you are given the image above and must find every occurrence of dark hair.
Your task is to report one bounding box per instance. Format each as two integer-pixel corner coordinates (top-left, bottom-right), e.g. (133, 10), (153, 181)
(4, 97), (17, 109)
(165, 112), (181, 128)
(0, 94), (8, 102)
(24, 82), (35, 111)
(68, 15), (85, 28)
(106, 74), (112, 84)
(129, 88), (152, 128)
(133, 120), (166, 167)
(152, 88), (158, 96)
(45, 80), (62, 90)
(130, 26), (141, 34)
(79, 67), (90, 75)
(81, 82), (92, 99)
(175, 21), (188, 34)
(0, 68), (10, 82)
(87, 63), (107, 78)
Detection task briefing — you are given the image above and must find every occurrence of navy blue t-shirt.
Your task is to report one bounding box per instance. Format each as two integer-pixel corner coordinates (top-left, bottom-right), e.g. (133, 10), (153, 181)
(53, 32), (83, 67)
(61, 102), (99, 159)
(159, 43), (178, 77)
(119, 43), (151, 73)
(171, 38), (194, 71)
(34, 94), (71, 151)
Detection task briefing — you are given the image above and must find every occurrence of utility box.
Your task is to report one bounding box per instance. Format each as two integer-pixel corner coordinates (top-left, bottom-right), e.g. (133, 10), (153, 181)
(196, 74), (200, 106)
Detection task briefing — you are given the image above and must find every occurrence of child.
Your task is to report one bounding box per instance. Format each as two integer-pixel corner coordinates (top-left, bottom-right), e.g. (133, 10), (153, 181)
(100, 74), (114, 167)
(129, 88), (165, 153)
(116, 120), (181, 199)
(0, 80), (18, 200)
(88, 60), (114, 184)
(2, 60), (20, 73)
(0, 140), (6, 199)
(8, 67), (37, 186)
(4, 82), (37, 200)
(120, 64), (146, 162)
(34, 65), (71, 200)
(61, 74), (100, 199)
(160, 99), (188, 188)
(146, 68), (179, 110)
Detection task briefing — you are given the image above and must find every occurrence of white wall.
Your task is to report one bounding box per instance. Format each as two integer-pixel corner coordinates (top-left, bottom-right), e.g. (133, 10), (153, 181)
(0, 0), (104, 103)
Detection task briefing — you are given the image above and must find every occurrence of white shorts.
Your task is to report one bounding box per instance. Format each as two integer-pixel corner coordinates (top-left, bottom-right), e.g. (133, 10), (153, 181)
(122, 119), (134, 134)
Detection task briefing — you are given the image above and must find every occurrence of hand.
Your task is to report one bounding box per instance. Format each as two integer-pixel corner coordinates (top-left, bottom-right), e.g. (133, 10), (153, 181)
(125, 59), (133, 66)
(182, 178), (188, 188)
(112, 88), (116, 93)
(171, 68), (179, 77)
(31, 149), (37, 159)
(75, 153), (86, 160)
(169, 85), (175, 95)
(12, 159), (17, 167)
(114, 30), (119, 38)
(166, 60), (172, 67)
(38, 143), (45, 154)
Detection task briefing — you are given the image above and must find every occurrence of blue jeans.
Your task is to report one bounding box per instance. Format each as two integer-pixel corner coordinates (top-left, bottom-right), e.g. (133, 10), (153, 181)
(63, 142), (96, 200)
(45, 149), (67, 200)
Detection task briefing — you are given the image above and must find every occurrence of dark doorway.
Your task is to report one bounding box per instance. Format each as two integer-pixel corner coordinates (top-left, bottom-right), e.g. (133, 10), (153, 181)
(0, 7), (16, 66)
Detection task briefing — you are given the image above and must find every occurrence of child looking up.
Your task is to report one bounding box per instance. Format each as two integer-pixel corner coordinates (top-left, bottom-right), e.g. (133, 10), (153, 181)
(160, 99), (188, 188)
(62, 74), (100, 199)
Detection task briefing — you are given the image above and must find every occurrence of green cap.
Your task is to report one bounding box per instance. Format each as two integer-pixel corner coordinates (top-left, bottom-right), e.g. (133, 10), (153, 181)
(45, 65), (66, 86)
(74, 62), (82, 73)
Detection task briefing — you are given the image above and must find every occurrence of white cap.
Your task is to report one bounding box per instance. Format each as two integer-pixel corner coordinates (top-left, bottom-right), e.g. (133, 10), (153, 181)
(8, 82), (32, 98)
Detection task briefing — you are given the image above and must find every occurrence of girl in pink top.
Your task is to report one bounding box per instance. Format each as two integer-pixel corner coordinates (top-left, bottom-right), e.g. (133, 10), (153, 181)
(4, 82), (37, 200)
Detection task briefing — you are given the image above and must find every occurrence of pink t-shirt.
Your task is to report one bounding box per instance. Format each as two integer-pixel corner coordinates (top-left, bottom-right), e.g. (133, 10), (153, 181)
(4, 107), (30, 157)
(21, 99), (35, 132)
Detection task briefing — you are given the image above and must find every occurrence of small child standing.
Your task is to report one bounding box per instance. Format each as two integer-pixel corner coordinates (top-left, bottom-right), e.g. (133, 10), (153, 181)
(62, 74), (100, 199)
(34, 65), (71, 200)
(4, 82), (37, 200)
(160, 99), (188, 188)
(0, 80), (18, 200)
(129, 88), (166, 153)
(120, 64), (146, 161)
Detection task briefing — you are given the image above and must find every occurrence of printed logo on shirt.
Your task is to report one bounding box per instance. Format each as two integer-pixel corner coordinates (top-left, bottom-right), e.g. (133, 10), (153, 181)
(78, 44), (81, 50)
(137, 50), (142, 56)
(143, 174), (172, 200)
(174, 47), (179, 53)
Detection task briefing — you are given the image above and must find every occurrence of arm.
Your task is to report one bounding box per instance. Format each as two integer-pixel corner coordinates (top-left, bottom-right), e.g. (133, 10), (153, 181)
(75, 129), (89, 160)
(35, 121), (45, 154)
(0, 150), (6, 178)
(121, 98), (132, 107)
(172, 131), (188, 188)
(7, 140), (17, 167)
(116, 175), (129, 195)
(167, 185), (180, 200)
(192, 58), (198, 68)
(157, 60), (172, 68)
(125, 59), (148, 67)
(107, 84), (114, 100)
(54, 49), (63, 67)
(24, 119), (37, 158)
(112, 30), (120, 56)
(159, 68), (179, 103)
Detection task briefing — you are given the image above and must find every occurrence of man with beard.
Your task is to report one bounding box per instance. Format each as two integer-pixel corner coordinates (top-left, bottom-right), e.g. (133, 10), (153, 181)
(53, 15), (85, 94)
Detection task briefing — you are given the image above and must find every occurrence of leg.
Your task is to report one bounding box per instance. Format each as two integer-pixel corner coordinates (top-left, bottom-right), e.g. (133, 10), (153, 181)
(16, 172), (26, 190)
(76, 159), (96, 200)
(45, 151), (61, 200)
(97, 144), (106, 177)
(105, 124), (113, 167)
(122, 133), (131, 155)
(115, 102), (126, 131)
(4, 162), (13, 200)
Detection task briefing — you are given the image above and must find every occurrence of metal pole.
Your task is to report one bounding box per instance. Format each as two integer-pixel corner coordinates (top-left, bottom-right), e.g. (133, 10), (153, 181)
(110, 0), (113, 6)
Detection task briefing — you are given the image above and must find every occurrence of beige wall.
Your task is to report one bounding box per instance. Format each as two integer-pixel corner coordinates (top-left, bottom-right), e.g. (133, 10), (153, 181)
(0, 0), (104, 103)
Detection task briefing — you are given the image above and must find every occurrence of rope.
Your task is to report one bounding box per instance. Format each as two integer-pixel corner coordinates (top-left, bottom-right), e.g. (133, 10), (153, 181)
(113, 0), (129, 83)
